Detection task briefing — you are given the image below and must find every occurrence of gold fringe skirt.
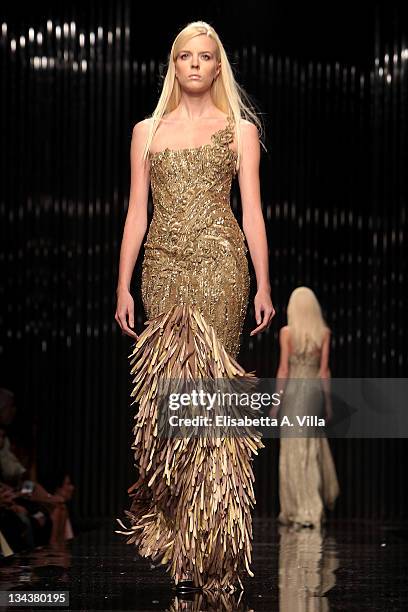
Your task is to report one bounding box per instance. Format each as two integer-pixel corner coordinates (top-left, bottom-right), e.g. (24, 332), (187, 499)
(115, 303), (263, 591)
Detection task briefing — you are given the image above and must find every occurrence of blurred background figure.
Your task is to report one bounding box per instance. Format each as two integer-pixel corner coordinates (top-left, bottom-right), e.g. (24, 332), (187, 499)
(270, 287), (339, 527)
(0, 388), (75, 556)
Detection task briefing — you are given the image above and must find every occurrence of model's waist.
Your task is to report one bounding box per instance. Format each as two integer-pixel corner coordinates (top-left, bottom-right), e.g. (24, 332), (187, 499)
(143, 230), (247, 262)
(145, 216), (244, 243)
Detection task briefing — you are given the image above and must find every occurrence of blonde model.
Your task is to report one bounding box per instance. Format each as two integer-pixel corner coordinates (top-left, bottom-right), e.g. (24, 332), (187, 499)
(272, 287), (339, 527)
(114, 21), (275, 592)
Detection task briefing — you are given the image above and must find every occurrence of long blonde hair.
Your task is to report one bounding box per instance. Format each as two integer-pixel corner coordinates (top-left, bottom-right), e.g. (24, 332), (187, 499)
(287, 287), (330, 353)
(142, 20), (264, 170)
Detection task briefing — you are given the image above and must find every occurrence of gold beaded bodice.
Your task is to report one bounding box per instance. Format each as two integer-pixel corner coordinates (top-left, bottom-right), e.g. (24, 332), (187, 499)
(141, 116), (250, 358)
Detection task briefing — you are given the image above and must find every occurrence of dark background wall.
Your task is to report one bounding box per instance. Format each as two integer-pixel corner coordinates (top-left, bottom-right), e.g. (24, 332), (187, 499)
(1, 1), (407, 520)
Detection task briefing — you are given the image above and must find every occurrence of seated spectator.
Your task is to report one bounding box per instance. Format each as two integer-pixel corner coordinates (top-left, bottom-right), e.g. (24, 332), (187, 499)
(0, 388), (75, 550)
(41, 472), (75, 542)
(0, 480), (36, 555)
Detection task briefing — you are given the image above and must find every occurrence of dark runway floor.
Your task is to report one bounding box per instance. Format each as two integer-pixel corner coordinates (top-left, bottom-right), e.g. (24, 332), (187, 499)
(0, 518), (407, 611)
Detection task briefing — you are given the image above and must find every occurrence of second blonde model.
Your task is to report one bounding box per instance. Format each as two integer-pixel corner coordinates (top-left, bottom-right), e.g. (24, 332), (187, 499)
(272, 287), (339, 527)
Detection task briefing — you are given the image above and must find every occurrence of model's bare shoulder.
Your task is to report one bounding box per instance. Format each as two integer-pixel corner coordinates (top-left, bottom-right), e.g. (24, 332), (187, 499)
(130, 119), (155, 157)
(239, 119), (261, 155)
(279, 326), (291, 351)
(132, 118), (152, 138)
(239, 118), (259, 137)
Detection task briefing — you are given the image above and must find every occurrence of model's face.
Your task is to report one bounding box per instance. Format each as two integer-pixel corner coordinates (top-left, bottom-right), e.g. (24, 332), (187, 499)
(175, 34), (220, 93)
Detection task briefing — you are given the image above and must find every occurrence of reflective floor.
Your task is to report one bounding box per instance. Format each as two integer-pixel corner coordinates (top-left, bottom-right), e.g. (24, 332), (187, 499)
(0, 518), (407, 611)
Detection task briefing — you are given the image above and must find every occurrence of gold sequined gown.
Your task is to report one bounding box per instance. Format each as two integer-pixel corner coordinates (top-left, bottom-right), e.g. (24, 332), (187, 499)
(278, 335), (340, 526)
(116, 116), (263, 591)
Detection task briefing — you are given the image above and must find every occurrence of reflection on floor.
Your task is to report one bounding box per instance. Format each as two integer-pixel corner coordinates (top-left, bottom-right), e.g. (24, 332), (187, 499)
(0, 518), (407, 610)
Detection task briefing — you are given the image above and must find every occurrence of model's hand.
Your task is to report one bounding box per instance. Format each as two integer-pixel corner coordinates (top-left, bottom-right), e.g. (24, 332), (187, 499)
(250, 288), (275, 336)
(115, 288), (138, 339)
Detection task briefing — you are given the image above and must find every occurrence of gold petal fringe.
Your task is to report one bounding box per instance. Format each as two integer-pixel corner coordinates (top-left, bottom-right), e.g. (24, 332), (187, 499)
(115, 303), (264, 591)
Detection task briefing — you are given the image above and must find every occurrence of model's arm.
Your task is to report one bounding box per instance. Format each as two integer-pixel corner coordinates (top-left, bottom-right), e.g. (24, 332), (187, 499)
(269, 326), (290, 416)
(115, 120), (151, 338)
(238, 120), (275, 336)
(319, 329), (333, 420)
(319, 329), (331, 378)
